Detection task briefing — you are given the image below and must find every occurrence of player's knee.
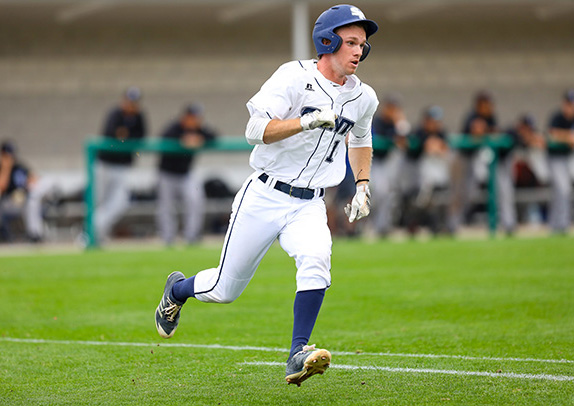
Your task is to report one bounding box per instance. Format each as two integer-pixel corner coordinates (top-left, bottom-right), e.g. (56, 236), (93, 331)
(215, 295), (237, 304)
(196, 292), (238, 304)
(295, 253), (331, 290)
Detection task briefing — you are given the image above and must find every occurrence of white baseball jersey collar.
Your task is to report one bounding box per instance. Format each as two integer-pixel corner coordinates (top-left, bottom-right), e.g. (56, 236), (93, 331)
(309, 60), (361, 97)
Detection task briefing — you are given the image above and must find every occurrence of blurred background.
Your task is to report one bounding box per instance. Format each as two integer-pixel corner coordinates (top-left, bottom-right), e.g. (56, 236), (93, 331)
(1, 0), (573, 245)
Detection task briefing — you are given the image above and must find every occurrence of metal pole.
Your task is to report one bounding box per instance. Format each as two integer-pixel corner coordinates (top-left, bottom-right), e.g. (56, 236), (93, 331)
(84, 140), (98, 248)
(292, 0), (310, 61)
(487, 146), (498, 236)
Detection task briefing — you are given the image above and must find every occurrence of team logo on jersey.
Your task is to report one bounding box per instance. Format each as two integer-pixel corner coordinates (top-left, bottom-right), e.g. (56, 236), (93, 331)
(301, 107), (355, 136)
(305, 83), (314, 91)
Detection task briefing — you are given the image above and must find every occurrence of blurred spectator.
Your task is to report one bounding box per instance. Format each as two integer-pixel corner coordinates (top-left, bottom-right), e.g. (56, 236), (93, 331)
(508, 114), (548, 226)
(402, 106), (450, 236)
(94, 87), (147, 243)
(448, 90), (498, 234)
(546, 89), (574, 233)
(491, 115), (542, 235)
(511, 114), (548, 184)
(156, 103), (217, 245)
(370, 94), (411, 236)
(0, 141), (53, 243)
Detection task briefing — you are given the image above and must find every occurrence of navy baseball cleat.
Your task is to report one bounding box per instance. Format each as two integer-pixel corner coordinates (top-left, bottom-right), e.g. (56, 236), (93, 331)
(285, 344), (331, 386)
(155, 271), (186, 339)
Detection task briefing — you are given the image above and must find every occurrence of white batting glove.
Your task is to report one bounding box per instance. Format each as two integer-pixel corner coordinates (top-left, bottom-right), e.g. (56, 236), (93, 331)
(344, 184), (371, 223)
(300, 108), (337, 131)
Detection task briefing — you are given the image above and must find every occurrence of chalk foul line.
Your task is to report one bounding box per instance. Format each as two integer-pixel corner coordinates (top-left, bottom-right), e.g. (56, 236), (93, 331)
(241, 361), (574, 382)
(1, 337), (572, 365)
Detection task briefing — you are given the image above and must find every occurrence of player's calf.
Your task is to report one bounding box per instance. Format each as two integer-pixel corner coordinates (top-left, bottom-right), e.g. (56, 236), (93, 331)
(155, 271), (186, 339)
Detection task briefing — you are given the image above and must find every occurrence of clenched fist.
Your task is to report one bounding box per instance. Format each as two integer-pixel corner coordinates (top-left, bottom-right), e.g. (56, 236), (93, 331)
(300, 108), (337, 131)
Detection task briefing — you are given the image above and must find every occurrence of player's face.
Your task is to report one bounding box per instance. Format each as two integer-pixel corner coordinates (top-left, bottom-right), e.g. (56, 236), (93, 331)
(332, 25), (367, 76)
(562, 101), (574, 118)
(121, 99), (139, 115)
(182, 114), (201, 130)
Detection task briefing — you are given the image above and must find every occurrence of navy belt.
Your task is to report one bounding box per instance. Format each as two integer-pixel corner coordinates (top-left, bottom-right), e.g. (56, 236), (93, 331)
(258, 173), (324, 200)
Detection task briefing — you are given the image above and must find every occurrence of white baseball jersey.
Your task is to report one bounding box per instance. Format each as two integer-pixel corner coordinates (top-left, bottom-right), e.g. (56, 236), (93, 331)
(246, 59), (379, 189)
(193, 60), (378, 303)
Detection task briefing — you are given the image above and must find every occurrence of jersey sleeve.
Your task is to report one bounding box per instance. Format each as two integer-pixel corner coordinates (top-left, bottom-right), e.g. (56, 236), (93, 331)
(348, 87), (379, 149)
(246, 63), (299, 120)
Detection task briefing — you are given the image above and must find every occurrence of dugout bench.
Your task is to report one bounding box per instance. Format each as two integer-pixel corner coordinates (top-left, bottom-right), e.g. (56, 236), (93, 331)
(372, 133), (516, 236)
(84, 136), (253, 249)
(83, 133), (546, 248)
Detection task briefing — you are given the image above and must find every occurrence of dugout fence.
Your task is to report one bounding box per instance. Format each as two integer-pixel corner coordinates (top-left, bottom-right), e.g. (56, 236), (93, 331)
(83, 133), (562, 248)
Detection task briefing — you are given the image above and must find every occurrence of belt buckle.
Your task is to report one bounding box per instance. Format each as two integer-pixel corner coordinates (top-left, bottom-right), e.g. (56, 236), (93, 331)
(289, 185), (294, 197)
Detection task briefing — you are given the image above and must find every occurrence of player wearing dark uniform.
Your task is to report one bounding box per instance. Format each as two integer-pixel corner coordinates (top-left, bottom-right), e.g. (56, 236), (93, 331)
(157, 104), (217, 245)
(547, 90), (574, 233)
(94, 87), (147, 243)
(0, 142), (31, 241)
(448, 90), (498, 233)
(402, 106), (449, 235)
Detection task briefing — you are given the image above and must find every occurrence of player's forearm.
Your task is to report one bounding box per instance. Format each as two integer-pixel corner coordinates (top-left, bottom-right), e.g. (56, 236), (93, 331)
(262, 119), (303, 144)
(549, 128), (574, 144)
(348, 146), (372, 184)
(245, 117), (302, 145)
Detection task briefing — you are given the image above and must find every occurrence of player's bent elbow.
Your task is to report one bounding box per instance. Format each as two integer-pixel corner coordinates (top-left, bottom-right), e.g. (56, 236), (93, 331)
(245, 116), (270, 145)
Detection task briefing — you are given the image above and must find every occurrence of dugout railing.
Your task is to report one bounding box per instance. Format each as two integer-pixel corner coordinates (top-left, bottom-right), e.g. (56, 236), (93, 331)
(372, 133), (513, 235)
(84, 133), (562, 248)
(83, 136), (253, 249)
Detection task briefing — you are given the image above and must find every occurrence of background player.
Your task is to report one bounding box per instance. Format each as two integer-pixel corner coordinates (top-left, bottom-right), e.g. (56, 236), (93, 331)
(154, 4), (379, 386)
(547, 89), (574, 233)
(370, 94), (411, 237)
(94, 87), (147, 244)
(156, 103), (217, 245)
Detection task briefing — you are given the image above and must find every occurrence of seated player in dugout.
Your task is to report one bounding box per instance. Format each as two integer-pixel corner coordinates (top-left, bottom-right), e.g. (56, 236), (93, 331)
(0, 141), (50, 243)
(154, 4), (379, 386)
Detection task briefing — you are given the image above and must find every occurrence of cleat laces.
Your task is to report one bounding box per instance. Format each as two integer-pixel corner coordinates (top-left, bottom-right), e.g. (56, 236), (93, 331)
(162, 298), (182, 322)
(302, 344), (316, 352)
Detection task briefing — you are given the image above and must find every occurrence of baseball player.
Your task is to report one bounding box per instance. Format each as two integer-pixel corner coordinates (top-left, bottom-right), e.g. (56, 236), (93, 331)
(156, 103), (217, 245)
(95, 87), (146, 243)
(155, 4), (379, 386)
(0, 141), (53, 243)
(547, 89), (574, 233)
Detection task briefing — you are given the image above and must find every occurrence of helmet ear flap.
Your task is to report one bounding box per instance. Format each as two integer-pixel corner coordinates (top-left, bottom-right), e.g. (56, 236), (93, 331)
(331, 33), (342, 54)
(360, 42), (371, 62)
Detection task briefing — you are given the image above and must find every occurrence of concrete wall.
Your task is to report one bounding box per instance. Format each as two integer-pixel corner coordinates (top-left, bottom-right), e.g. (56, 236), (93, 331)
(1, 2), (573, 173)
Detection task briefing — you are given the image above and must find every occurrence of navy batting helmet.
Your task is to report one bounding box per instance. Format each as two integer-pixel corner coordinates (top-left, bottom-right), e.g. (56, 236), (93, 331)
(313, 4), (378, 62)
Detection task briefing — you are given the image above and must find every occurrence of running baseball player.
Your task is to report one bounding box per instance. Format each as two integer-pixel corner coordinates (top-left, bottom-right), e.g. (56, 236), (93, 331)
(155, 4), (379, 386)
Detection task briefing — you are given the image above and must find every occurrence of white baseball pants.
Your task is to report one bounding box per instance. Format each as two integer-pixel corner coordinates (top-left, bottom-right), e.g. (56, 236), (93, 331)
(193, 172), (332, 304)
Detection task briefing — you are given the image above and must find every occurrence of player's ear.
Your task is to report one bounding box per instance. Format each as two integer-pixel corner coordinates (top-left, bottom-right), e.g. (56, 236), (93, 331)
(322, 38), (331, 46)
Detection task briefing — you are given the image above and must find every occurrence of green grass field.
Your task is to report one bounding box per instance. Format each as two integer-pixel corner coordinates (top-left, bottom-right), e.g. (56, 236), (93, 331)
(1, 236), (573, 405)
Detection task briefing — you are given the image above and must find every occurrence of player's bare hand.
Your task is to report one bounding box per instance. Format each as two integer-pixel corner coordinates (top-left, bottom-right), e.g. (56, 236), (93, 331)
(182, 133), (205, 148)
(300, 108), (337, 131)
(344, 184), (371, 223)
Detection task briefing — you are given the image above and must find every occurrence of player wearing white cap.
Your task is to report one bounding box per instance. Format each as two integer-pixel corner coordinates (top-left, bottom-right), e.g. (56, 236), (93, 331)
(155, 4), (379, 386)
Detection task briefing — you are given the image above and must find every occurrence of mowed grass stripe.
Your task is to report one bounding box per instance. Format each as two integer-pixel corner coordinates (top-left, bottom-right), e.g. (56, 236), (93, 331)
(2, 337), (572, 364)
(241, 361), (574, 382)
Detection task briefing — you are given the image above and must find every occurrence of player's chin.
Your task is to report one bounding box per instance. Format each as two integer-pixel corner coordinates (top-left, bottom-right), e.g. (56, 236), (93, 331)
(347, 62), (359, 74)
